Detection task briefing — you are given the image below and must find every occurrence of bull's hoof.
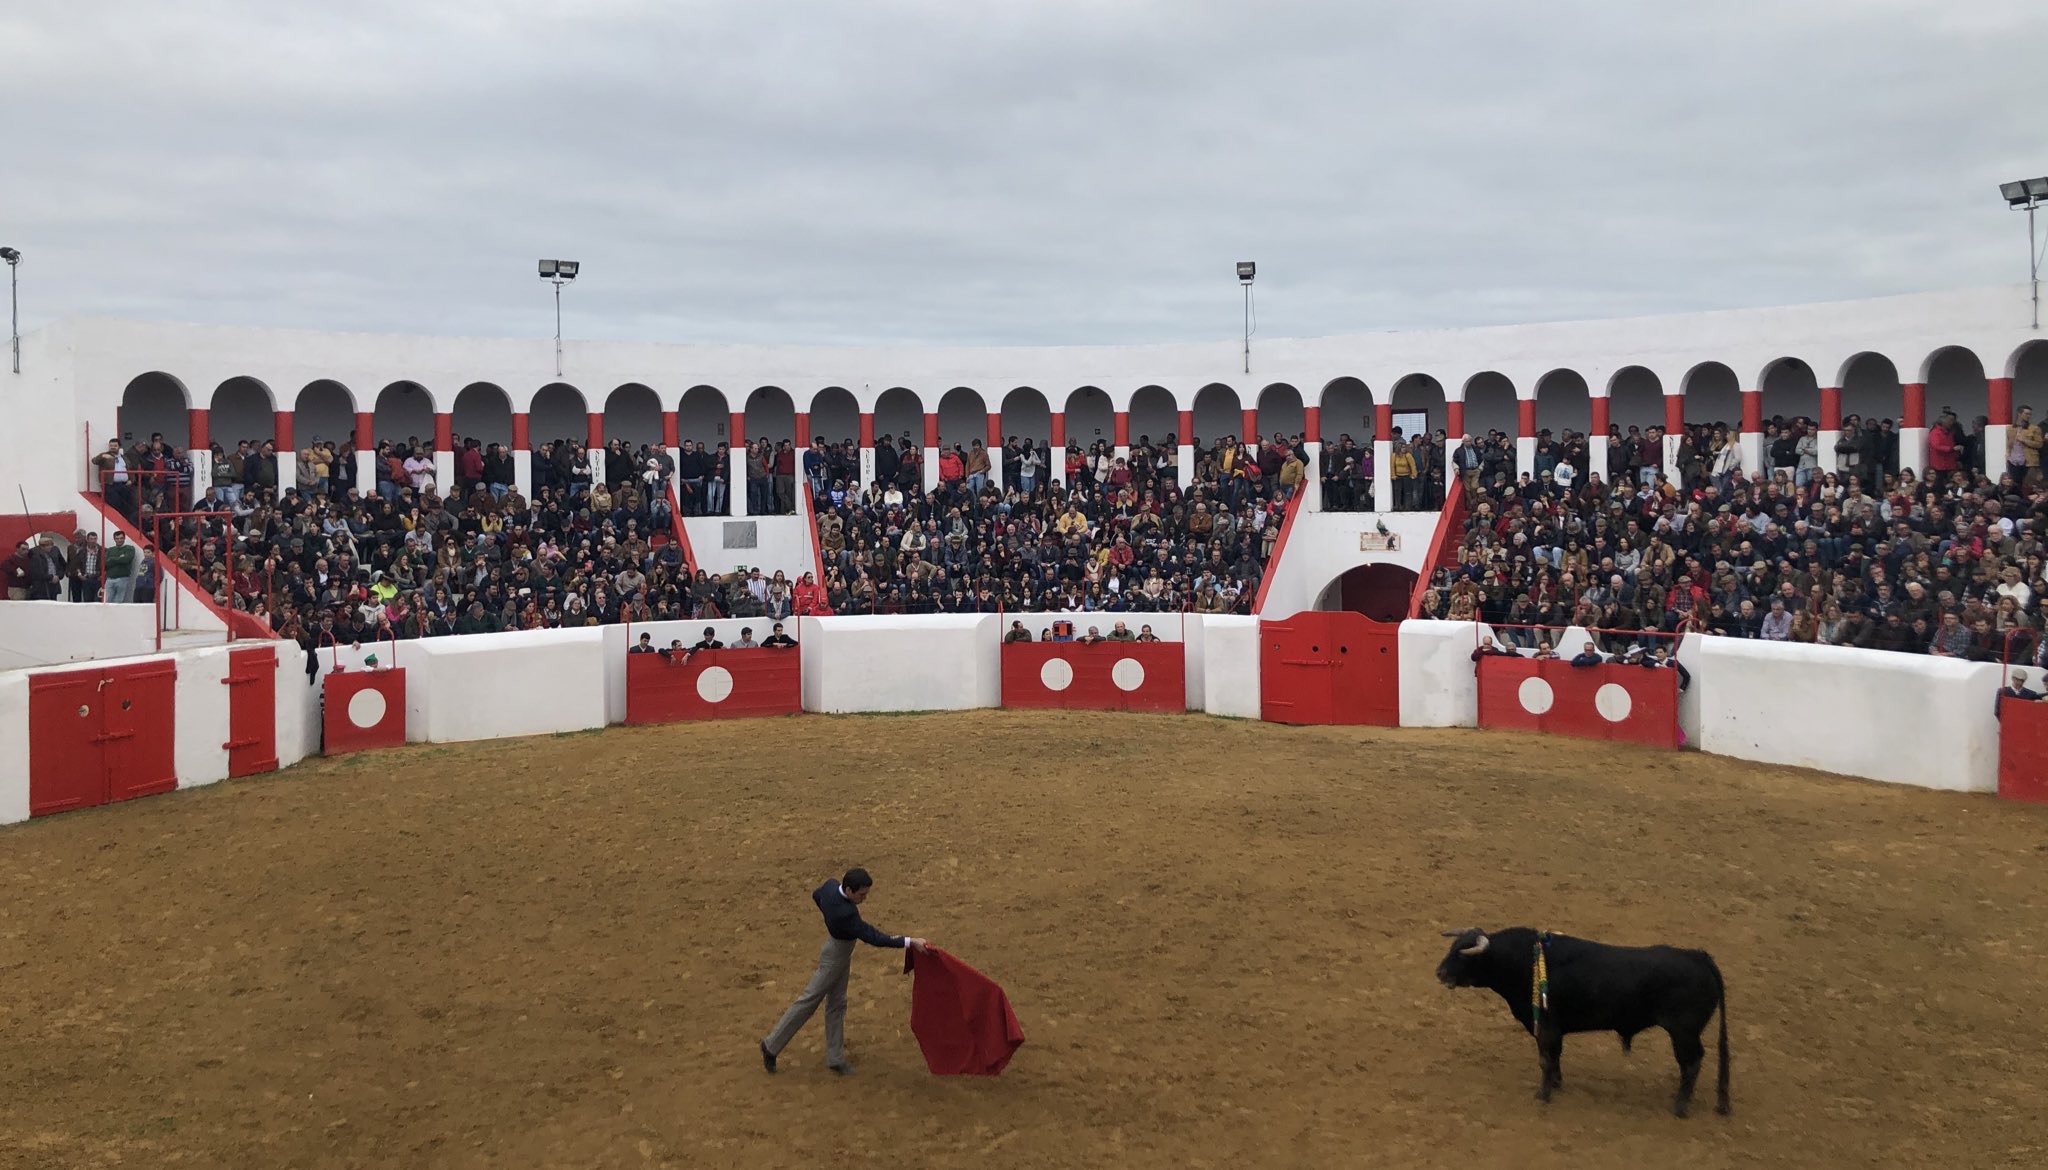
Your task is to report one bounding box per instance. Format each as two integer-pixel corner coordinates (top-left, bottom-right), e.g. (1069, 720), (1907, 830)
(1715, 1102), (1731, 1117)
(1672, 1101), (1691, 1119)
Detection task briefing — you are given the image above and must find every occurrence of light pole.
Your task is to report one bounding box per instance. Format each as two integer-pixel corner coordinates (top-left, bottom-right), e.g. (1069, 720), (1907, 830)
(538, 259), (581, 377)
(2000, 178), (2048, 331)
(1237, 260), (1256, 375)
(1, 247), (19, 375)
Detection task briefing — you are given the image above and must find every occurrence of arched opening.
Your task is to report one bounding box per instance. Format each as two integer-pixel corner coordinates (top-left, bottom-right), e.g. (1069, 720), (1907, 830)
(117, 372), (191, 449)
(1922, 346), (1989, 431)
(1755, 358), (1818, 428)
(1257, 382), (1304, 442)
(936, 386), (987, 451)
(1606, 366), (1665, 433)
(529, 383), (590, 450)
(607, 383), (664, 448)
(1460, 372), (1516, 440)
(1319, 377), (1374, 449)
(1680, 362), (1742, 428)
(1065, 386), (1114, 452)
(375, 382), (436, 455)
(872, 387), (923, 453)
(677, 385), (728, 450)
(1314, 563), (1419, 623)
(1534, 369), (1590, 439)
(1191, 383), (1241, 450)
(452, 382), (511, 448)
(297, 380), (357, 453)
(1837, 352), (1902, 430)
(1130, 384), (1176, 447)
(1000, 386), (1051, 450)
(2013, 340), (2048, 421)
(809, 386), (859, 447)
(744, 386), (797, 513)
(211, 377), (276, 450)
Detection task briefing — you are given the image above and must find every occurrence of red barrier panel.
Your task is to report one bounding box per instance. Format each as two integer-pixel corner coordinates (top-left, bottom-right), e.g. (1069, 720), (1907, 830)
(1260, 611), (1400, 726)
(1476, 656), (1681, 749)
(1001, 642), (1186, 713)
(222, 645), (279, 777)
(1998, 699), (2048, 804)
(324, 667), (408, 754)
(625, 648), (802, 724)
(28, 660), (179, 817)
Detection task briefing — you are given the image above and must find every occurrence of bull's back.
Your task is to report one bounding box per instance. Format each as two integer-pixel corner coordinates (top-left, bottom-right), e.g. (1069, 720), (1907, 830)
(1546, 940), (1720, 1034)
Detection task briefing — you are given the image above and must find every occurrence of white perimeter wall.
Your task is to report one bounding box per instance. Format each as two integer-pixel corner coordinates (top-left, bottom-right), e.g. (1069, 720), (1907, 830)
(407, 628), (609, 742)
(0, 601), (159, 671)
(1201, 616), (1261, 719)
(1696, 639), (2001, 793)
(600, 617), (802, 725)
(800, 614), (1000, 713)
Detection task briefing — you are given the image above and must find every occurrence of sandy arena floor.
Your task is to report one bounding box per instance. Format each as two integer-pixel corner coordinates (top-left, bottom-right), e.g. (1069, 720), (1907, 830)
(2, 711), (2046, 1170)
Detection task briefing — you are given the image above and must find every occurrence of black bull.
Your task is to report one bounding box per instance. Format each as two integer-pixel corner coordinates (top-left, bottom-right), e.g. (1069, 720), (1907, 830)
(1436, 926), (1730, 1117)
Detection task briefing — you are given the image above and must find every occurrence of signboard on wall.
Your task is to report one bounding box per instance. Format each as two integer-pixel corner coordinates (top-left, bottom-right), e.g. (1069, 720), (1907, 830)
(1359, 533), (1401, 552)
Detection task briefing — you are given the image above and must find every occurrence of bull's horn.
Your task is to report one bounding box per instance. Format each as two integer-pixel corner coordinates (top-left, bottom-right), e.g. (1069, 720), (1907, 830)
(1458, 934), (1490, 957)
(1440, 929), (1477, 938)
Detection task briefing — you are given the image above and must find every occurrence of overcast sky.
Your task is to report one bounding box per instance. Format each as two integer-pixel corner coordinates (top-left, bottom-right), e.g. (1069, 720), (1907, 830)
(2, 0), (2042, 348)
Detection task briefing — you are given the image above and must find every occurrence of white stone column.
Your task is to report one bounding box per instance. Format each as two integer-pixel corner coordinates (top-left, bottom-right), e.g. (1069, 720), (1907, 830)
(1662, 433), (1683, 484)
(730, 445), (748, 517)
(588, 447), (607, 490)
(433, 450), (455, 496)
(1516, 436), (1537, 481)
(1738, 432), (1764, 480)
(513, 450), (532, 500)
(1588, 435), (1610, 486)
(1819, 429), (1843, 475)
(858, 446), (875, 493)
(1177, 444), (1193, 490)
(923, 446), (940, 492)
(1985, 425), (2011, 479)
(1302, 441), (1322, 512)
(191, 459), (212, 500)
(1899, 427), (1928, 479)
(356, 450), (376, 494)
(1373, 438), (1394, 512)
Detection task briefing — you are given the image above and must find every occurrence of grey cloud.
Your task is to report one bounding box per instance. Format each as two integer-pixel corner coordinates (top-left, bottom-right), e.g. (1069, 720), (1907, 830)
(2, 0), (2042, 348)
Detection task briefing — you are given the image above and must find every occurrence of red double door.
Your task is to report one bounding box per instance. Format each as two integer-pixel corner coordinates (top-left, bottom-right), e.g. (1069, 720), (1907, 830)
(28, 660), (179, 817)
(1259, 611), (1401, 726)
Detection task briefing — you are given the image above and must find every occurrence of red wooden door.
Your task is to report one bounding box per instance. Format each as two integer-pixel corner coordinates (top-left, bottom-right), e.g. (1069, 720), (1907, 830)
(222, 645), (279, 776)
(29, 672), (105, 816)
(1260, 612), (1401, 726)
(101, 661), (178, 803)
(1333, 617), (1401, 726)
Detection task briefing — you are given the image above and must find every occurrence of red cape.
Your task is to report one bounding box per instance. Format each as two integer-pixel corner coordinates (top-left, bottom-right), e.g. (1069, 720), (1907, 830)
(902, 947), (1025, 1076)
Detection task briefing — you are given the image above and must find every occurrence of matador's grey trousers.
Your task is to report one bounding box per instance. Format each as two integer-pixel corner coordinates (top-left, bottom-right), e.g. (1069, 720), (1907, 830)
(763, 938), (856, 1065)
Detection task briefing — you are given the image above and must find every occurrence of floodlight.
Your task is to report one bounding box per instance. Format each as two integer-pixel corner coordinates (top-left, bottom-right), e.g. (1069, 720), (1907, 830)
(1237, 261), (1256, 283)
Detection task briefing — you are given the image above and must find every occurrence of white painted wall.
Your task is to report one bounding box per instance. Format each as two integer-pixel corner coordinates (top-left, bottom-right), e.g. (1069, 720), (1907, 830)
(1397, 620), (1487, 728)
(1255, 510), (1443, 620)
(172, 645), (232, 790)
(0, 601), (159, 671)
(407, 627), (608, 742)
(1200, 615), (1261, 719)
(1696, 639), (2001, 793)
(0, 671), (28, 824)
(274, 641), (319, 770)
(799, 614), (1000, 713)
(681, 515), (811, 578)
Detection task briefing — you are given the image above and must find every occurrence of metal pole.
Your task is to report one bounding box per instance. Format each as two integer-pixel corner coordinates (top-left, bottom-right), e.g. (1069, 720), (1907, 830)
(553, 278), (564, 378)
(1242, 283), (1250, 375)
(2030, 201), (2040, 332)
(8, 259), (17, 375)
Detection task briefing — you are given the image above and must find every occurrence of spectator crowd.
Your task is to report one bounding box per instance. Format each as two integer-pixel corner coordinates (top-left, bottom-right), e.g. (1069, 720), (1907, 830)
(1420, 412), (2048, 674)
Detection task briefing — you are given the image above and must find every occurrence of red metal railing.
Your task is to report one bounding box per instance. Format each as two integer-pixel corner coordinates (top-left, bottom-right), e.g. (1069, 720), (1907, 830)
(1407, 473), (1468, 619)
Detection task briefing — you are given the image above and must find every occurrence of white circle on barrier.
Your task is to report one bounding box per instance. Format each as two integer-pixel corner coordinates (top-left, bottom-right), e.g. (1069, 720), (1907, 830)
(696, 666), (735, 704)
(1518, 677), (1554, 716)
(347, 687), (387, 730)
(1040, 658), (1074, 692)
(1111, 658), (1146, 692)
(1594, 682), (1633, 723)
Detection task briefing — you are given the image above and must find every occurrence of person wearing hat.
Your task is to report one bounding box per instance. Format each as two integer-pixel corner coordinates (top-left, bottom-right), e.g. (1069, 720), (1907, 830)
(1998, 669), (2042, 716)
(25, 535), (67, 601)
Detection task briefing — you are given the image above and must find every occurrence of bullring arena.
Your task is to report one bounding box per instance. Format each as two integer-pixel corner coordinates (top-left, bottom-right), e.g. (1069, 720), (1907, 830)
(5, 289), (2048, 1169)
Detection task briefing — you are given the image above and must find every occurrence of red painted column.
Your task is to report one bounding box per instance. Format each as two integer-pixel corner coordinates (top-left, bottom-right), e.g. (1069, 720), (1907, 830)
(586, 412), (603, 449)
(728, 412), (745, 447)
(1375, 403), (1394, 437)
(986, 413), (1001, 448)
(1302, 406), (1321, 444)
(1740, 390), (1763, 434)
(663, 409), (681, 448)
(1663, 393), (1684, 434)
(923, 412), (939, 448)
(857, 411), (874, 448)
(355, 412), (374, 451)
(1050, 412), (1066, 448)
(1901, 383), (1927, 429)
(1446, 401), (1466, 437)
(1113, 411), (1129, 446)
(511, 412), (530, 450)
(1240, 409), (1258, 444)
(188, 408), (210, 453)
(1982, 374), (2015, 426)
(1589, 396), (1610, 436)
(1820, 388), (1843, 431)
(273, 410), (295, 453)
(1517, 399), (1536, 439)
(433, 411), (453, 452)
(1176, 409), (1193, 443)
(793, 412), (810, 446)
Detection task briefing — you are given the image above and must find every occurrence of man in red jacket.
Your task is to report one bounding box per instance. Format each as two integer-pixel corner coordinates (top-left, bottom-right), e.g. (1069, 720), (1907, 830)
(761, 868), (928, 1075)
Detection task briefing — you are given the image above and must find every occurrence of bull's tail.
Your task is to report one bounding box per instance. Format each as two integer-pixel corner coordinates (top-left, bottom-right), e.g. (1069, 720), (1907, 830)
(1712, 958), (1731, 1116)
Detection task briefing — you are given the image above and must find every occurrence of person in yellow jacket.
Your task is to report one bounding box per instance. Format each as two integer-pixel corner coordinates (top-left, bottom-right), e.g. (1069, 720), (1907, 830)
(1279, 450), (1305, 499)
(1391, 441), (1419, 510)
